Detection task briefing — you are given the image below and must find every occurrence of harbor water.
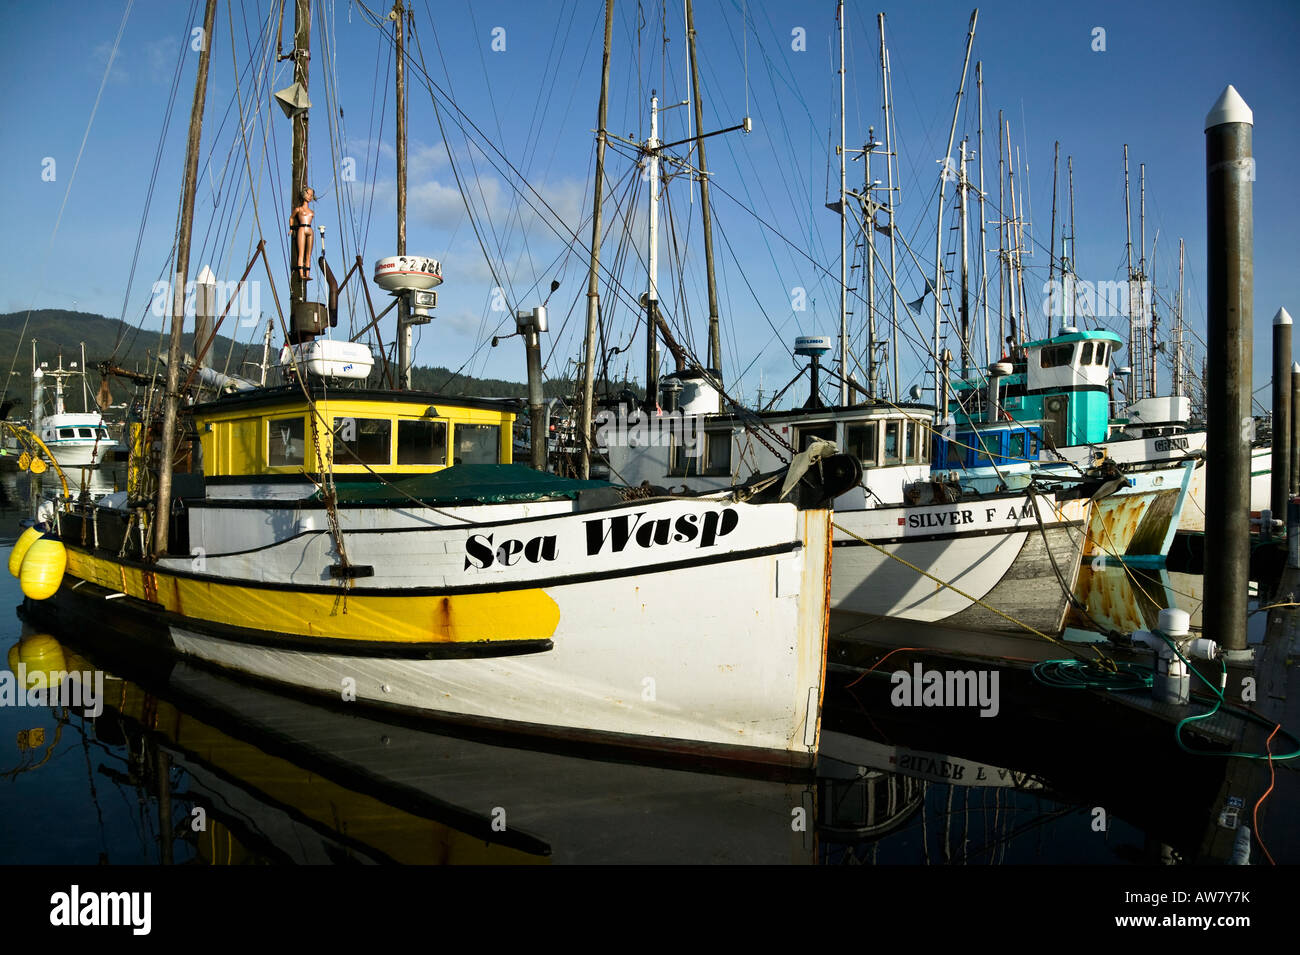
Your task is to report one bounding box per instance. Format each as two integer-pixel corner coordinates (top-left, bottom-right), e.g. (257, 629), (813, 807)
(1, 470), (1289, 867)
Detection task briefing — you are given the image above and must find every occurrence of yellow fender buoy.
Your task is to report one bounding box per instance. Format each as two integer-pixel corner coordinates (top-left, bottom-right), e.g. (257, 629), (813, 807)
(11, 634), (67, 689)
(20, 538), (66, 601)
(29, 457), (46, 475)
(8, 526), (44, 577)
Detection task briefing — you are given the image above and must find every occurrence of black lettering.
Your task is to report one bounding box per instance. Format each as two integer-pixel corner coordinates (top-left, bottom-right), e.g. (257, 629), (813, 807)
(718, 507), (739, 539)
(700, 511), (721, 547)
(497, 539), (524, 566)
(962, 509), (973, 524)
(673, 513), (700, 542)
(523, 535), (557, 563)
(635, 517), (673, 547)
(464, 533), (495, 570)
(585, 512), (645, 555)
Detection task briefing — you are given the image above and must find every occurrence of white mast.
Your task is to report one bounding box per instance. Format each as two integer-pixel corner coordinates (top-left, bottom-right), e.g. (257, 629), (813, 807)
(958, 138), (970, 372)
(931, 10), (978, 417)
(976, 62), (990, 366)
(837, 0), (847, 405)
(644, 91), (661, 411)
(1174, 237), (1185, 397)
(1124, 144), (1136, 402)
(878, 14), (900, 399)
(80, 342), (89, 412)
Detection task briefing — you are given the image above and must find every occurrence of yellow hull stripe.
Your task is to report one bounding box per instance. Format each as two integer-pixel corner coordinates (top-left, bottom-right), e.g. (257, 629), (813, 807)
(64, 549), (560, 645)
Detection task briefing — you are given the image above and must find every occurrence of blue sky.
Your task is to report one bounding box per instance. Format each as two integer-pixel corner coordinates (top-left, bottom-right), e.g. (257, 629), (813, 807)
(0, 0), (1296, 408)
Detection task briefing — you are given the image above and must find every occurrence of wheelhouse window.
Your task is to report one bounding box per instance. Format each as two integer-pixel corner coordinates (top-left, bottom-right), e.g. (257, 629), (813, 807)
(1094, 343), (1109, 366)
(268, 416), (305, 467)
(78, 427), (93, 438)
(845, 422), (878, 465)
(58, 428), (74, 439)
(883, 421), (901, 464)
(1080, 341), (1094, 365)
(947, 436), (966, 468)
(902, 421), (914, 462)
(1040, 344), (1074, 368)
(796, 423), (837, 451)
(455, 423), (500, 464)
(917, 422), (930, 463)
(397, 419), (447, 465)
(333, 417), (392, 466)
(703, 431), (732, 476)
(1009, 431), (1026, 459)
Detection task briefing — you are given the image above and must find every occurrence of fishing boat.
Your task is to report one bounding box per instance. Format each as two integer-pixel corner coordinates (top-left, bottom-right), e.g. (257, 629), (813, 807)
(606, 349), (1095, 634)
(944, 327), (1199, 564)
(10, 0), (853, 772)
(30, 346), (116, 470)
(600, 7), (1095, 635)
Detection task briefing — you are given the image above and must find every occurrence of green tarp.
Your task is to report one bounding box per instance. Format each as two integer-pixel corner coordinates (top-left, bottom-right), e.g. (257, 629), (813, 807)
(313, 463), (614, 506)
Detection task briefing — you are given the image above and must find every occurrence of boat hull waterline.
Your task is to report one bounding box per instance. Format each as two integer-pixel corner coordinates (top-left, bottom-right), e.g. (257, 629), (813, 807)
(52, 496), (832, 769)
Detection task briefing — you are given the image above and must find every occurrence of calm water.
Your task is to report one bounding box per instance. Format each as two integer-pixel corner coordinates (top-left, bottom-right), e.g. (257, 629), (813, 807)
(0, 470), (1276, 865)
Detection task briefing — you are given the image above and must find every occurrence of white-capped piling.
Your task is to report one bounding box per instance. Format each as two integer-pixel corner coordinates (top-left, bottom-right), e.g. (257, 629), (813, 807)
(1204, 85), (1254, 654)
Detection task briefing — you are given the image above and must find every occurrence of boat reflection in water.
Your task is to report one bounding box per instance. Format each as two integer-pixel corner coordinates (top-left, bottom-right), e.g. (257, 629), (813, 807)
(5, 624), (818, 864)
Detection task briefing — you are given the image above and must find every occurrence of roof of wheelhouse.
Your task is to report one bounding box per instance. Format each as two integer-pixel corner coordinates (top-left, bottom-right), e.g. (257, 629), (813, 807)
(186, 384), (524, 417)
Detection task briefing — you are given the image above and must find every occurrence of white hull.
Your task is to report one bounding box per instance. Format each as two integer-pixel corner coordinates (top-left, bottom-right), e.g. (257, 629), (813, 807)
(829, 494), (1089, 633)
(59, 495), (832, 767)
(1179, 446), (1271, 533)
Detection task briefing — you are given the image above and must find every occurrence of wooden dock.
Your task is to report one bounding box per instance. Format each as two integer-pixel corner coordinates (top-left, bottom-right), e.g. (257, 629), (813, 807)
(1195, 557), (1300, 863)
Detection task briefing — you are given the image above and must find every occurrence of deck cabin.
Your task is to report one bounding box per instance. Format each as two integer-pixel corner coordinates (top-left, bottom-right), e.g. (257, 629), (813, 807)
(189, 386), (519, 500)
(603, 368), (934, 509)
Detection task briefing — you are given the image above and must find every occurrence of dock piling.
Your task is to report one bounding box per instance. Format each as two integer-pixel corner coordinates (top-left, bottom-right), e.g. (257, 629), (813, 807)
(1272, 308), (1292, 521)
(1204, 86), (1254, 656)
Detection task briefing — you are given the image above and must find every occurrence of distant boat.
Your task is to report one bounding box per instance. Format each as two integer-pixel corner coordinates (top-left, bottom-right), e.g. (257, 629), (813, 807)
(29, 343), (117, 470)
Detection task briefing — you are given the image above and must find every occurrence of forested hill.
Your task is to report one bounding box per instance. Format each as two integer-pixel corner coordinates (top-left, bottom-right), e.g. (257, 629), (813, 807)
(0, 309), (588, 400)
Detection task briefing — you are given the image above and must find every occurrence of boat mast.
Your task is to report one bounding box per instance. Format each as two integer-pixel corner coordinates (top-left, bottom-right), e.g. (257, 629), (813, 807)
(1123, 144), (1135, 403)
(997, 110), (1005, 351)
(290, 0), (311, 308)
(153, 0), (217, 558)
(1014, 145), (1030, 341)
(1139, 160), (1149, 399)
(393, 0), (412, 389)
(976, 62), (990, 367)
(837, 0), (847, 405)
(685, 0), (722, 379)
(1065, 155), (1075, 330)
(644, 92), (661, 413)
(878, 14), (900, 398)
(1047, 142), (1058, 337)
(864, 129), (878, 396)
(1174, 237), (1185, 397)
(80, 341), (88, 412)
(957, 139), (970, 372)
(579, 0), (614, 479)
(1005, 122), (1020, 343)
(930, 9), (978, 415)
